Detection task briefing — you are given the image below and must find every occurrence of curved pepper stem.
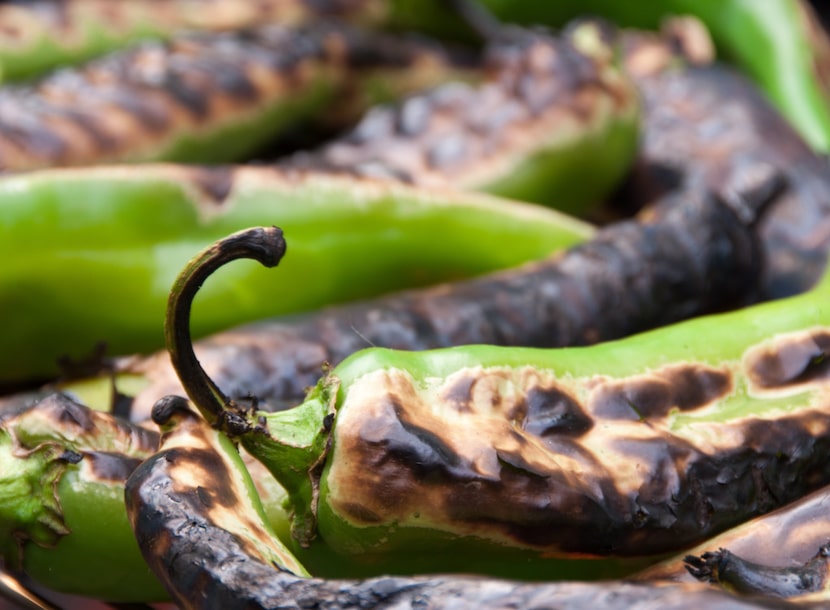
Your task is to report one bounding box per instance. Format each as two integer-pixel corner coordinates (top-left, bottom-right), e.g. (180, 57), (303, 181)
(165, 226), (331, 546)
(165, 226), (287, 428)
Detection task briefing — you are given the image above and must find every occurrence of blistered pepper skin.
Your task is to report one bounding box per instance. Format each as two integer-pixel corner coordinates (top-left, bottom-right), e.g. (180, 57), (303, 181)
(14, 21), (830, 424)
(0, 22), (475, 171)
(290, 21), (640, 216)
(127, 400), (807, 610)
(108, 174), (771, 423)
(4, 232), (830, 599)
(442, 0), (830, 153)
(0, 0), (384, 83)
(624, 59), (830, 300)
(638, 484), (830, 603)
(151, 224), (830, 576)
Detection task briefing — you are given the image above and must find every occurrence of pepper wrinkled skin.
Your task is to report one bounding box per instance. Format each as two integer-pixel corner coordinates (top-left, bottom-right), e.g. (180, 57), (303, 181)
(684, 546), (830, 601)
(0, 166), (592, 384)
(0, 21), (476, 171)
(0, 0), (385, 83)
(637, 484), (830, 602)
(52, 161), (773, 423)
(126, 398), (812, 610)
(0, 17), (653, 384)
(10, 16), (829, 422)
(433, 0), (830, 153)
(163, 226), (830, 576)
(619, 33), (830, 300)
(289, 20), (640, 216)
(0, 219), (827, 601)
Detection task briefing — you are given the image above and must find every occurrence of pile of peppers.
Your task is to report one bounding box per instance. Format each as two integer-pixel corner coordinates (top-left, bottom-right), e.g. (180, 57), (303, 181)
(3, 1), (830, 609)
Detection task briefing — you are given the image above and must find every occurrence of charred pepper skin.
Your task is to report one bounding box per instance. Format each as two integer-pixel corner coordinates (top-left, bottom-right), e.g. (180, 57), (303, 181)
(126, 399), (811, 610)
(111, 174), (773, 422)
(452, 0), (830, 153)
(289, 20), (641, 216)
(0, 0), (385, 83)
(0, 21), (477, 171)
(623, 53), (830, 301)
(16, 19), (829, 422)
(684, 546), (830, 600)
(161, 223), (830, 573)
(2, 217), (828, 600)
(637, 484), (830, 603)
(0, 393), (167, 602)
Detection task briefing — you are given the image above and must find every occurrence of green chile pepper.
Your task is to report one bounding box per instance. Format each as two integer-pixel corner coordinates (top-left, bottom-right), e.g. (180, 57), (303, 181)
(0, 0), (384, 83)
(0, 395), (651, 603)
(290, 20), (640, 216)
(165, 226), (830, 576)
(0, 22), (476, 171)
(0, 394), (166, 601)
(28, 165), (771, 425)
(126, 397), (803, 610)
(421, 0), (830, 153)
(0, 391), (307, 602)
(0, 210), (818, 602)
(0, 165), (593, 384)
(12, 27), (824, 425)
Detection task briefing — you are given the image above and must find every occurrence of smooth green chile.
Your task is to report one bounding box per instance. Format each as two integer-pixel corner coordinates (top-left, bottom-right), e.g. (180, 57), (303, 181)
(22, 469), (168, 601)
(0, 166), (592, 383)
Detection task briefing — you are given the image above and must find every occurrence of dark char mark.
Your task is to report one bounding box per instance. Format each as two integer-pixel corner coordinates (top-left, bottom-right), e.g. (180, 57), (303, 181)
(591, 365), (732, 421)
(746, 330), (830, 389)
(522, 385), (593, 437)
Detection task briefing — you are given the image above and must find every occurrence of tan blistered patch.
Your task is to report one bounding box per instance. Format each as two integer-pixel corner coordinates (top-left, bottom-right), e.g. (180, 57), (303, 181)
(155, 411), (305, 574)
(324, 359), (830, 555)
(8, 393), (159, 458)
(743, 328), (830, 395)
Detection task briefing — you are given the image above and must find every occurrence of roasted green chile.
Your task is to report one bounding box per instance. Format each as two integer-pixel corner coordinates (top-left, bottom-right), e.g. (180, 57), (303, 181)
(0, 391), (301, 602)
(619, 30), (830, 300)
(126, 397), (806, 610)
(14, 26), (829, 422)
(638, 483), (830, 602)
(0, 394), (166, 601)
(2, 220), (828, 601)
(423, 0), (830, 153)
(0, 22), (475, 171)
(0, 0), (384, 83)
(0, 166), (592, 384)
(42, 167), (772, 423)
(290, 20), (640, 215)
(166, 226), (830, 575)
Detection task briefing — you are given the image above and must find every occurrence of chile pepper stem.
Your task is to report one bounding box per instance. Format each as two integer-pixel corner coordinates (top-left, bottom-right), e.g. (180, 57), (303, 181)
(165, 226), (287, 427)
